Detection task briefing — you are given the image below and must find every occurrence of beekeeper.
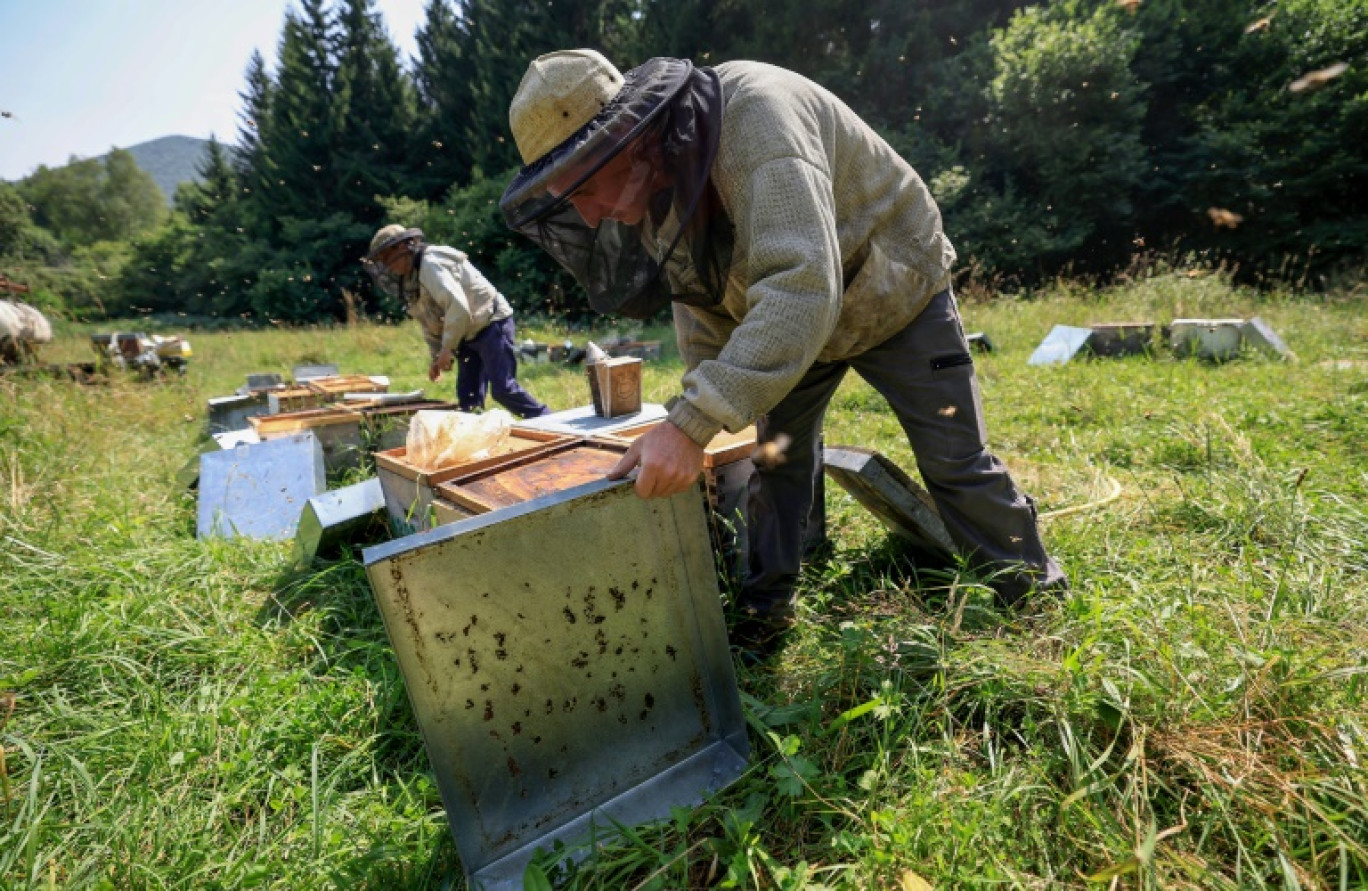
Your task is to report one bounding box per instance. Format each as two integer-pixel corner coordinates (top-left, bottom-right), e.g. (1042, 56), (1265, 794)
(501, 50), (1065, 654)
(0, 299), (52, 364)
(364, 225), (549, 419)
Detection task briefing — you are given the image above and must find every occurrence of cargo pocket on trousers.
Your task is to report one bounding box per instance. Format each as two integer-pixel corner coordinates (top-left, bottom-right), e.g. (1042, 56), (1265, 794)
(927, 351), (988, 455)
(930, 352), (974, 374)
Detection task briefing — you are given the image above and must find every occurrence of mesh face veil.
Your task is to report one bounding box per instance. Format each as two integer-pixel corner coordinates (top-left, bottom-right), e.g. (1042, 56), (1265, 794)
(361, 229), (424, 301)
(500, 58), (733, 320)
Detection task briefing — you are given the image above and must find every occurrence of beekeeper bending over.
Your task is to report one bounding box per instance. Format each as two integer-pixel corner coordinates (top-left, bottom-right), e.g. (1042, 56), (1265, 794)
(364, 225), (549, 419)
(500, 50), (1067, 657)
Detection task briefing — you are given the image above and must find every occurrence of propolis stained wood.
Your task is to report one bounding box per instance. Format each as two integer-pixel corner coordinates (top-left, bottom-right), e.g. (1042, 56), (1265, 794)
(434, 440), (628, 514)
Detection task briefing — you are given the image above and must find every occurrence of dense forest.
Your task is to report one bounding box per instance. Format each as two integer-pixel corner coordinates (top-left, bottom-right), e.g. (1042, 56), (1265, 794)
(1, 0), (1364, 324)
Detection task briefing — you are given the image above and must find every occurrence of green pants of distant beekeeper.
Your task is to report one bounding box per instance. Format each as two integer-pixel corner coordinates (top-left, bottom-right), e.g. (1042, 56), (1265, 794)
(741, 288), (1067, 619)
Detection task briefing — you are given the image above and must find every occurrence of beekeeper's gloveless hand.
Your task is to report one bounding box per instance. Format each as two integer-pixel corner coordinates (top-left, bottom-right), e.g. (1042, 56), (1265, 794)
(428, 347), (455, 381)
(608, 421), (704, 498)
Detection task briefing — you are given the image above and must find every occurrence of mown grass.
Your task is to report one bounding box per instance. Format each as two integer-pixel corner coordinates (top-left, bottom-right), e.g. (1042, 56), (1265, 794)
(2, 268), (1366, 889)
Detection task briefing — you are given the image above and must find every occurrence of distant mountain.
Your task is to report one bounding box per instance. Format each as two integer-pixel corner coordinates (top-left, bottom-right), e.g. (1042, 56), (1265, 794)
(117, 135), (236, 206)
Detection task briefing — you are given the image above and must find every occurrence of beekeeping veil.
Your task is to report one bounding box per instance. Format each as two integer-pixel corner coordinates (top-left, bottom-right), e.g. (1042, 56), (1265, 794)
(501, 51), (732, 320)
(362, 224), (425, 301)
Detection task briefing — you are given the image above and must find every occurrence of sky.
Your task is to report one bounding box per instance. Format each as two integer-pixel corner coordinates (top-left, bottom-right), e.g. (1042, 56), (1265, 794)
(0, 0), (428, 181)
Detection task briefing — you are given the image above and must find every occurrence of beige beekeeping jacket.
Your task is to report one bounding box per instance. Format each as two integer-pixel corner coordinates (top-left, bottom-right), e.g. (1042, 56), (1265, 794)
(667, 61), (956, 445)
(405, 246), (513, 358)
(0, 300), (52, 344)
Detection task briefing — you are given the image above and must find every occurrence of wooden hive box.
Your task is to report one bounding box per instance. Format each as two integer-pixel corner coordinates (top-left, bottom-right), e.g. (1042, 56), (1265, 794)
(594, 423), (760, 588)
(250, 406), (365, 475)
(307, 373), (388, 397)
(433, 440), (629, 515)
(268, 384), (327, 414)
(596, 421), (756, 470)
(373, 429), (573, 533)
(1086, 322), (1158, 358)
(1170, 318), (1246, 361)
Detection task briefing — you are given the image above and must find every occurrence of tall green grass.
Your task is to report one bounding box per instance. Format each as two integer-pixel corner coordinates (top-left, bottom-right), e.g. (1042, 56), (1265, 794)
(3, 270), (1366, 888)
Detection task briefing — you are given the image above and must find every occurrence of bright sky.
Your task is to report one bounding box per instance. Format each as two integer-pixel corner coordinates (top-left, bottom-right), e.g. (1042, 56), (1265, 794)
(0, 0), (428, 181)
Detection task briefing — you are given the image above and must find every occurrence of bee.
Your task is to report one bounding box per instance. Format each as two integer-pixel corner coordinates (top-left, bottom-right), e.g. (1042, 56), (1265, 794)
(1116, 0), (1141, 13)
(1289, 62), (1348, 94)
(1207, 207), (1244, 229)
(752, 433), (792, 470)
(1244, 16), (1272, 34)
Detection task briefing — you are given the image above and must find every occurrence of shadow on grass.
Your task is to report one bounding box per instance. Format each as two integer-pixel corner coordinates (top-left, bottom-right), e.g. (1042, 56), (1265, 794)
(257, 554), (468, 889)
(750, 534), (1074, 745)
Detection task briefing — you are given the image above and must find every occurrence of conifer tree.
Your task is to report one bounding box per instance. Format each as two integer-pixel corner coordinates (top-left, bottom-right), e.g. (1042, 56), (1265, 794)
(332, 0), (417, 225)
(234, 50), (275, 215)
(261, 0), (337, 224)
(411, 0), (478, 197)
(177, 136), (238, 224)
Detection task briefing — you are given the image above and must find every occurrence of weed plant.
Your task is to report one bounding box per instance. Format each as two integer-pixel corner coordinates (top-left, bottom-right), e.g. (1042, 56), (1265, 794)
(2, 271), (1366, 888)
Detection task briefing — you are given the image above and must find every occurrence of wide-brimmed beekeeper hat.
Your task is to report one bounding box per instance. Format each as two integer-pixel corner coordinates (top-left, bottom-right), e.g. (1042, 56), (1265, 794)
(500, 50), (733, 319)
(508, 49), (625, 167)
(366, 224), (424, 261)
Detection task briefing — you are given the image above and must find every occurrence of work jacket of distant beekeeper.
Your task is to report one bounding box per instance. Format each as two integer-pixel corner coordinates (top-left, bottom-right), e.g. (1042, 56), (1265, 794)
(401, 246), (514, 360)
(0, 299), (53, 361)
(503, 55), (956, 447)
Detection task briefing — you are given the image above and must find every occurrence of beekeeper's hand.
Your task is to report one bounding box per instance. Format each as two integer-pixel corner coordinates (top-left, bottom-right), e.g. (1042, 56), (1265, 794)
(608, 421), (704, 499)
(429, 347), (454, 381)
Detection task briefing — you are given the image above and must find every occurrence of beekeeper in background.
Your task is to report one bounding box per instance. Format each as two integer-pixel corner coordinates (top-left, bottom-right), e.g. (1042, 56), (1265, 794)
(364, 225), (549, 418)
(0, 299), (52, 365)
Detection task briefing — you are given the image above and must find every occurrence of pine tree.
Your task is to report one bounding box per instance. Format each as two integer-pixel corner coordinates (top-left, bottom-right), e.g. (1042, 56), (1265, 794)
(260, 0), (337, 224)
(411, 0), (478, 197)
(177, 137), (238, 224)
(332, 0), (417, 225)
(455, 0), (643, 176)
(234, 50), (275, 214)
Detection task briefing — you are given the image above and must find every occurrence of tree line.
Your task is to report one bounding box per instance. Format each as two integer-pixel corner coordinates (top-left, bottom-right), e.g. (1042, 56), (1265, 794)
(1, 0), (1364, 324)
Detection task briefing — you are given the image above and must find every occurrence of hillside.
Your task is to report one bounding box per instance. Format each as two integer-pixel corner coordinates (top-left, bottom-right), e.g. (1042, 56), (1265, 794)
(117, 135), (230, 205)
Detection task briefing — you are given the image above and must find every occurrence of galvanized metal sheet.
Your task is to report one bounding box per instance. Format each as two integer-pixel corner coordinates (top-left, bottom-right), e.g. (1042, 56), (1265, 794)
(966, 331), (994, 353)
(1027, 325), (1093, 366)
(242, 372), (284, 392)
(363, 480), (748, 890)
(292, 363), (339, 381)
(1241, 316), (1293, 359)
(294, 478), (387, 567)
(206, 391), (271, 433)
(1170, 318), (1245, 360)
(213, 428), (263, 449)
(824, 446), (955, 560)
(197, 433), (325, 540)
(177, 429), (263, 490)
(512, 402), (668, 437)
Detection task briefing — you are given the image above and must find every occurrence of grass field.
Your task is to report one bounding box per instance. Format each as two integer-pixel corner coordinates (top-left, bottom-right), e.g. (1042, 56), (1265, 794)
(3, 268), (1367, 889)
